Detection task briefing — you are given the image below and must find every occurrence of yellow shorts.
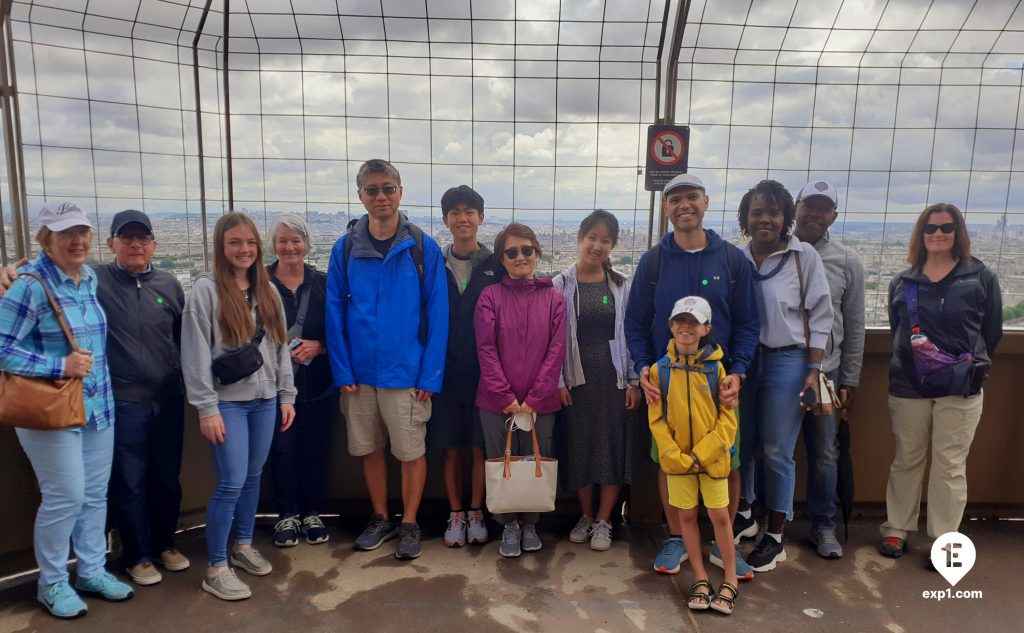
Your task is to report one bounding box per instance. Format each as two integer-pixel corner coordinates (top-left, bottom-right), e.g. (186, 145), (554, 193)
(667, 474), (729, 510)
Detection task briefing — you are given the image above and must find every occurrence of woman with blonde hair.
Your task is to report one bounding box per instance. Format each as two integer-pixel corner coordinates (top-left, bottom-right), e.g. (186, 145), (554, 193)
(182, 211), (297, 600)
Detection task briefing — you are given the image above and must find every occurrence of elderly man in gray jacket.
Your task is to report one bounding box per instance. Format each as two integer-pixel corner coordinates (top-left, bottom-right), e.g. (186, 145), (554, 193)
(793, 181), (866, 559)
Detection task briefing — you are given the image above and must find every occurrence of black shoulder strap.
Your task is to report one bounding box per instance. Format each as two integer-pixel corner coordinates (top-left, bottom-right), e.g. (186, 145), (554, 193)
(645, 244), (661, 287)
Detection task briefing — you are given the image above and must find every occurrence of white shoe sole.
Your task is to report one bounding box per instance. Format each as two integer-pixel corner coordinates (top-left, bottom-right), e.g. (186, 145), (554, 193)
(750, 548), (787, 572)
(202, 580), (251, 601)
(157, 559), (190, 572)
(230, 556), (272, 577)
(590, 540), (611, 551)
(733, 521), (760, 544)
(569, 532), (590, 544)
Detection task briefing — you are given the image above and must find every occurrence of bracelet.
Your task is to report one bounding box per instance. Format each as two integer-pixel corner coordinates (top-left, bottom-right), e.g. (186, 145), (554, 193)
(806, 362), (822, 371)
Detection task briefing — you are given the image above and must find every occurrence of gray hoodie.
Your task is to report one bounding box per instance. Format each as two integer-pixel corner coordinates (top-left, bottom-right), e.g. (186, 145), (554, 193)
(181, 275), (297, 418)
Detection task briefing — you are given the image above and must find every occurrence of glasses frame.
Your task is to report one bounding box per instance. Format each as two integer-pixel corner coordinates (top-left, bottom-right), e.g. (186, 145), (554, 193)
(358, 185), (401, 197)
(115, 234), (155, 245)
(923, 223), (956, 235)
(503, 246), (536, 259)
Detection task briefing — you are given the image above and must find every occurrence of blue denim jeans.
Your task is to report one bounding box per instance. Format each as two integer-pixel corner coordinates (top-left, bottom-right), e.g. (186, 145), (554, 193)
(802, 370), (839, 532)
(739, 347), (808, 520)
(206, 398), (277, 567)
(16, 425), (114, 587)
(109, 397), (185, 566)
(270, 396), (334, 518)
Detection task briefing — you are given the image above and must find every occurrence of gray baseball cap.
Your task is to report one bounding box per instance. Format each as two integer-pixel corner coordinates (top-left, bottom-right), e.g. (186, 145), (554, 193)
(663, 173), (705, 195)
(38, 201), (94, 232)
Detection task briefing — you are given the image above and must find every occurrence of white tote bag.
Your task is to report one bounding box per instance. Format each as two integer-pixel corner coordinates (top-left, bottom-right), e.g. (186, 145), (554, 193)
(485, 414), (558, 515)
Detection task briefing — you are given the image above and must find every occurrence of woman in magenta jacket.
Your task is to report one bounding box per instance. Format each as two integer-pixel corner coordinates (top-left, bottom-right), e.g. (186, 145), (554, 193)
(475, 222), (566, 559)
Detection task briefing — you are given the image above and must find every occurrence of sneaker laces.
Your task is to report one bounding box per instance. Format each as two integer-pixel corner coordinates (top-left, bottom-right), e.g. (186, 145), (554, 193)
(817, 530), (839, 546)
(447, 513), (466, 530)
(753, 536), (777, 555)
(573, 515), (594, 533)
(276, 516), (302, 533)
(467, 510), (484, 526)
(592, 521), (611, 540)
(303, 515), (325, 530)
(365, 517), (391, 535)
(399, 524), (421, 544)
(46, 581), (78, 602)
(502, 524), (521, 545)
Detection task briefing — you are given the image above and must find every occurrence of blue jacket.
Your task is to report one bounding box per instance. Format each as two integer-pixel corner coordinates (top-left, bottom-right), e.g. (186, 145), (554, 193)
(325, 215), (449, 392)
(625, 229), (760, 377)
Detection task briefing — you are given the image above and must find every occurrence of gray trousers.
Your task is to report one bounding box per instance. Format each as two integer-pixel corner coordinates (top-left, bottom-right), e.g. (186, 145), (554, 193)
(479, 408), (556, 526)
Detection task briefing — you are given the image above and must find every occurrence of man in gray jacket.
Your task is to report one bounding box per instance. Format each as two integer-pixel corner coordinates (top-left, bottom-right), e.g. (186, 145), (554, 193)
(794, 181), (866, 559)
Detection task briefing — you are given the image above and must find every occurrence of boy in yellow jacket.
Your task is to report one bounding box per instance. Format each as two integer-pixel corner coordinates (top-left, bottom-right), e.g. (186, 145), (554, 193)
(649, 296), (739, 615)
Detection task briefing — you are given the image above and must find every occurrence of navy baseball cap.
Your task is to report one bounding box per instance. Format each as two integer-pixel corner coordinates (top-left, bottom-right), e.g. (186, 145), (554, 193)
(110, 209), (153, 237)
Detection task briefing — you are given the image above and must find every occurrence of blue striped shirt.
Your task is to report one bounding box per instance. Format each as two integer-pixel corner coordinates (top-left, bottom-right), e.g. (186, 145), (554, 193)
(0, 253), (114, 431)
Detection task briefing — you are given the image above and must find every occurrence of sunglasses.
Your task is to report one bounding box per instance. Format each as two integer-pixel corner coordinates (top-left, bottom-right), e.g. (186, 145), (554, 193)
(359, 185), (400, 197)
(924, 223), (956, 235)
(503, 246), (536, 259)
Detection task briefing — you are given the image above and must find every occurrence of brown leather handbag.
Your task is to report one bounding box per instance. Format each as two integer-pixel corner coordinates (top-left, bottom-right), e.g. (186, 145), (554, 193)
(0, 271), (86, 430)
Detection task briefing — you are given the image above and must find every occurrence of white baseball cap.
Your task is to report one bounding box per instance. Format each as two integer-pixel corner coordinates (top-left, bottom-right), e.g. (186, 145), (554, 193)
(669, 295), (712, 325)
(38, 200), (94, 232)
(796, 180), (838, 206)
(663, 173), (705, 195)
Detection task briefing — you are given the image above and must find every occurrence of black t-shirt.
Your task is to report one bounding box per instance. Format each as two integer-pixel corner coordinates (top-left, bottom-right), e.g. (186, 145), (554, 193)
(369, 233), (395, 257)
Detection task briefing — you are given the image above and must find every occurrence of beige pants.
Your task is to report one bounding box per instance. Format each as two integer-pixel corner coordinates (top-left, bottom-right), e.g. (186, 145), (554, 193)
(341, 386), (430, 461)
(881, 393), (983, 540)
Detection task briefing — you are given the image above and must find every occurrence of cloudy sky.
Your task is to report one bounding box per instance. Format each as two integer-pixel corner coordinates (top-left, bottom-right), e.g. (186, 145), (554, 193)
(4, 0), (1024, 250)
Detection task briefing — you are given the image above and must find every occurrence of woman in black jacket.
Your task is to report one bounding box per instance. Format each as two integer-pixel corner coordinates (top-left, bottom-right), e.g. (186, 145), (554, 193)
(879, 203), (1002, 563)
(267, 214), (334, 547)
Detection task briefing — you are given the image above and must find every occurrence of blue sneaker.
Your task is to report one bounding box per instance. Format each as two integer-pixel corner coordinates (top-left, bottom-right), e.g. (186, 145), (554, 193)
(653, 537), (688, 574)
(74, 571), (134, 602)
(37, 581), (87, 619)
(709, 541), (754, 581)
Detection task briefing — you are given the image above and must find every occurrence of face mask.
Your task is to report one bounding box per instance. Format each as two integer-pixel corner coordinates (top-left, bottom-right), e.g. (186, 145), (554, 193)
(507, 411), (535, 432)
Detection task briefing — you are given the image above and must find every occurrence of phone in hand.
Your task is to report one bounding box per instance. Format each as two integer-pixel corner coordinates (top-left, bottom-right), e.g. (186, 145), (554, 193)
(288, 337), (303, 351)
(801, 388), (817, 408)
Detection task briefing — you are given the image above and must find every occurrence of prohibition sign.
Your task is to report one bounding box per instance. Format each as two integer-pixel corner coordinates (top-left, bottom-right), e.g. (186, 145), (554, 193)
(650, 130), (686, 167)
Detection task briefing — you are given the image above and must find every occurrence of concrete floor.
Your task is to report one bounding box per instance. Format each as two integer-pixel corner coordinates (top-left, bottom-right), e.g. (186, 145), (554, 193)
(0, 516), (1020, 633)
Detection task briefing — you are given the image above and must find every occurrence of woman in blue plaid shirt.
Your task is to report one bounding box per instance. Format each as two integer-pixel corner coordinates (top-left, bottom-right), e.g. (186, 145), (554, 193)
(0, 201), (134, 619)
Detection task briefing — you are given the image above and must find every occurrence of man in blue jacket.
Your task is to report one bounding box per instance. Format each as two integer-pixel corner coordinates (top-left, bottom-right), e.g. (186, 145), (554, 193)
(625, 173), (760, 578)
(326, 159), (449, 561)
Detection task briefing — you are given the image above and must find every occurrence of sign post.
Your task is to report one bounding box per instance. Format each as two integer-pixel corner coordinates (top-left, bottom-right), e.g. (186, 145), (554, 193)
(645, 125), (690, 191)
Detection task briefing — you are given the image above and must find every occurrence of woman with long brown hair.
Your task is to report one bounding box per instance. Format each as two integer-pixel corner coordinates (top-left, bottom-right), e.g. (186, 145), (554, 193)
(879, 203), (1002, 566)
(182, 211), (296, 601)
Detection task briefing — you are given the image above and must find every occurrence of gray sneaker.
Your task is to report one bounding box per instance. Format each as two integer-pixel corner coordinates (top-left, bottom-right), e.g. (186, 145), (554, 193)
(230, 547), (272, 576)
(521, 523), (542, 552)
(467, 509), (488, 544)
(499, 522), (522, 558)
(810, 528), (843, 559)
(355, 514), (399, 550)
(590, 520), (612, 551)
(395, 523), (423, 560)
(444, 511), (467, 547)
(569, 514), (594, 544)
(202, 568), (251, 601)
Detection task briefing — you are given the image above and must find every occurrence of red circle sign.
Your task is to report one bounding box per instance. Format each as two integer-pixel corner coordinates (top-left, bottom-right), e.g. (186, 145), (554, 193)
(650, 131), (686, 167)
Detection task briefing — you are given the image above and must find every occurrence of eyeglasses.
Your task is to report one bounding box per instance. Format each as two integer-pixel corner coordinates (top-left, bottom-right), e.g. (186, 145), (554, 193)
(923, 223), (956, 235)
(503, 246), (536, 259)
(116, 234), (154, 245)
(359, 185), (400, 197)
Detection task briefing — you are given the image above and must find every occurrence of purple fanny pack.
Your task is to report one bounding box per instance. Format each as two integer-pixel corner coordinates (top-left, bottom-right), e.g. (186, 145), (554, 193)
(905, 281), (977, 397)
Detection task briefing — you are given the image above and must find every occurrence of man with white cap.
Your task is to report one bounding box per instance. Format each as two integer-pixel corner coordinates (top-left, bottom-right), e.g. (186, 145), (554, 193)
(625, 173), (760, 579)
(793, 180), (865, 559)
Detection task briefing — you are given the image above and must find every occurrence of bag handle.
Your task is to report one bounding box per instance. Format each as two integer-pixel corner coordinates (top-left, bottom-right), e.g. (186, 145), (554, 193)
(502, 414), (544, 479)
(19, 271), (79, 351)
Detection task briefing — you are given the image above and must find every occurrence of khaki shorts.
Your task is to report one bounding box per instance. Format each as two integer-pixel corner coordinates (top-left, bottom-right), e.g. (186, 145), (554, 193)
(341, 386), (430, 461)
(667, 473), (729, 510)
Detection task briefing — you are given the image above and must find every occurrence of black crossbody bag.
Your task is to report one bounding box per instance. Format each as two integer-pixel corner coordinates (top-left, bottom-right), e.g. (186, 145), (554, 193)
(212, 304), (266, 385)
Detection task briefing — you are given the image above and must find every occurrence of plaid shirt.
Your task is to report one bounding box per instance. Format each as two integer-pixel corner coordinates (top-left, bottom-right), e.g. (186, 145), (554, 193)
(0, 252), (114, 431)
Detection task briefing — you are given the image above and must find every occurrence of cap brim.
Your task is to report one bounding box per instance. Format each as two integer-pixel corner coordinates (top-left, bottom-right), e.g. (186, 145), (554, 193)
(112, 220), (152, 236)
(798, 192), (837, 204)
(46, 217), (94, 232)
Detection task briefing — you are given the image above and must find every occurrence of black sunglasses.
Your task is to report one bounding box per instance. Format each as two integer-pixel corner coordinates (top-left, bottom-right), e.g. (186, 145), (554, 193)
(359, 185), (400, 197)
(924, 222), (956, 235)
(503, 246), (536, 259)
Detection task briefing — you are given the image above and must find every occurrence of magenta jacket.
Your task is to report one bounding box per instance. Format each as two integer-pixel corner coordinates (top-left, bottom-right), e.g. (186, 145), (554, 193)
(474, 275), (566, 414)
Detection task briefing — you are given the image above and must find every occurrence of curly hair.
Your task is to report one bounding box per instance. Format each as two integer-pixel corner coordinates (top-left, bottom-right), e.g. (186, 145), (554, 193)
(737, 179), (796, 241)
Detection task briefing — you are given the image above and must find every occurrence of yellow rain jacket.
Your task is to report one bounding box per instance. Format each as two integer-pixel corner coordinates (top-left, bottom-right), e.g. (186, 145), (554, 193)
(648, 342), (737, 479)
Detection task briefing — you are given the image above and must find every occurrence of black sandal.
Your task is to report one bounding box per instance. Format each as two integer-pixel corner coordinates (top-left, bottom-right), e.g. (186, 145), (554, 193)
(688, 579), (713, 611)
(710, 581), (739, 615)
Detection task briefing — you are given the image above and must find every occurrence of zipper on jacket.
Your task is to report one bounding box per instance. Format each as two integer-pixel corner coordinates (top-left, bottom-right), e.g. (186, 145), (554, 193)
(684, 355), (694, 458)
(135, 275), (149, 386)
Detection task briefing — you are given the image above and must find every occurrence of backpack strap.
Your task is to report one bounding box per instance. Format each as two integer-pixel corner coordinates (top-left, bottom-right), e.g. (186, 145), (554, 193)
(657, 354), (672, 425)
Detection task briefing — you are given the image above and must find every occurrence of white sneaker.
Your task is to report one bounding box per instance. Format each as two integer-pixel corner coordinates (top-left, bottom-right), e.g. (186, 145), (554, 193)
(569, 514), (594, 543)
(590, 520), (612, 551)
